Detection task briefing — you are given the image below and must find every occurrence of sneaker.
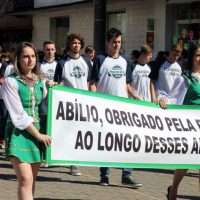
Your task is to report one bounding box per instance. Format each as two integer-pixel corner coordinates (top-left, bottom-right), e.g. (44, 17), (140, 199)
(100, 176), (109, 186)
(70, 166), (81, 176)
(41, 163), (49, 168)
(121, 176), (142, 188)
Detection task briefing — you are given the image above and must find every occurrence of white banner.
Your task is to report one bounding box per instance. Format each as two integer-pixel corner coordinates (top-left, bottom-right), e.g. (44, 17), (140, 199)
(46, 86), (200, 169)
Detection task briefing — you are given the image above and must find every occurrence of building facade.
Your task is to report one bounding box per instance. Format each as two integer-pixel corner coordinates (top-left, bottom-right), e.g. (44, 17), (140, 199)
(166, 0), (200, 50)
(32, 0), (166, 55)
(1, 0), (200, 55)
(0, 0), (33, 50)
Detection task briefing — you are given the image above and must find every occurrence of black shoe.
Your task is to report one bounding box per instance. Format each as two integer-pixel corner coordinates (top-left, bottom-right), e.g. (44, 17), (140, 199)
(100, 176), (109, 186)
(167, 186), (171, 200)
(122, 176), (142, 188)
(70, 166), (82, 176)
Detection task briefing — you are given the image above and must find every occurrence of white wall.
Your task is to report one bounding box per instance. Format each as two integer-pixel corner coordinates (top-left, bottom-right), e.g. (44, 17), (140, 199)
(153, 0), (166, 53)
(32, 3), (94, 51)
(107, 0), (166, 56)
(32, 0), (167, 54)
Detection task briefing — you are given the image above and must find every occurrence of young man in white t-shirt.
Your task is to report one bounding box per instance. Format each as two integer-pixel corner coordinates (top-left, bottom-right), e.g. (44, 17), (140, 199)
(54, 33), (92, 176)
(39, 41), (58, 81)
(90, 28), (142, 188)
(127, 44), (153, 101)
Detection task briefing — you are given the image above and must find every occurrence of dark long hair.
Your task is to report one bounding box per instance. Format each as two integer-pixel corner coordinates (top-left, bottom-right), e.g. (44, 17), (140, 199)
(187, 43), (200, 72)
(16, 42), (39, 76)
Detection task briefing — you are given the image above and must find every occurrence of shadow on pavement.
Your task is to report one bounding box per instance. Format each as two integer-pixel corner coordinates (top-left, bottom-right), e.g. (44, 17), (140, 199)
(40, 168), (69, 174)
(0, 156), (6, 161)
(35, 199), (83, 200)
(0, 173), (16, 181)
(178, 195), (200, 199)
(136, 169), (199, 178)
(63, 180), (139, 189)
(0, 163), (12, 169)
(37, 176), (62, 182)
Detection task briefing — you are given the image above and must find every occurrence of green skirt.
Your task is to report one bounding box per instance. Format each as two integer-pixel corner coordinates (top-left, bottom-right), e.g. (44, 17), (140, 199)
(5, 120), (44, 163)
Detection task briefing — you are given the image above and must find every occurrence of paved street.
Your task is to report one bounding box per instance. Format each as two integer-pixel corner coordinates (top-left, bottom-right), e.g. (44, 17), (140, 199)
(0, 150), (199, 200)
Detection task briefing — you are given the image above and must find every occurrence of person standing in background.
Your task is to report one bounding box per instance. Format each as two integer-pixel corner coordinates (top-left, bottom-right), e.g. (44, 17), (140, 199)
(54, 33), (92, 176)
(39, 41), (58, 81)
(84, 45), (96, 66)
(150, 45), (185, 105)
(90, 28), (142, 188)
(0, 51), (15, 148)
(127, 44), (153, 101)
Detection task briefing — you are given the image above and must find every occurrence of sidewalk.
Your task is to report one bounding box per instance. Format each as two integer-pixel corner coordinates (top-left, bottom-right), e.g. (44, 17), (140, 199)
(0, 150), (199, 200)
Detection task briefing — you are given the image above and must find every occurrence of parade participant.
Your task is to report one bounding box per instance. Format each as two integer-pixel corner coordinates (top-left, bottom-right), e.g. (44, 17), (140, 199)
(84, 45), (96, 66)
(150, 45), (185, 105)
(127, 44), (153, 101)
(39, 41), (59, 150)
(0, 52), (15, 148)
(54, 33), (92, 176)
(39, 41), (58, 81)
(1, 42), (51, 200)
(167, 44), (200, 200)
(90, 27), (142, 188)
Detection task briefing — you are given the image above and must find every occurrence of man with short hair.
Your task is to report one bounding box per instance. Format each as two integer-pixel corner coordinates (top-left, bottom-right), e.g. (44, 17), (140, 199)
(54, 33), (92, 176)
(90, 28), (142, 188)
(40, 41), (58, 81)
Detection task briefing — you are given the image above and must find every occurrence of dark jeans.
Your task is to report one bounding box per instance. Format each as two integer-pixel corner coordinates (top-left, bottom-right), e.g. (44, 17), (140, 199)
(100, 167), (132, 178)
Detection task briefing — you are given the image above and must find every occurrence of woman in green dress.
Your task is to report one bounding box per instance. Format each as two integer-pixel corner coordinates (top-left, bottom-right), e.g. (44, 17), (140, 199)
(167, 44), (200, 200)
(1, 42), (51, 200)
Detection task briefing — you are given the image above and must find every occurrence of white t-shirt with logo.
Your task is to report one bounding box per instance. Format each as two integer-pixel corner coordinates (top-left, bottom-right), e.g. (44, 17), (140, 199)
(39, 60), (57, 80)
(129, 63), (151, 101)
(156, 61), (184, 104)
(91, 54), (129, 98)
(62, 56), (90, 90)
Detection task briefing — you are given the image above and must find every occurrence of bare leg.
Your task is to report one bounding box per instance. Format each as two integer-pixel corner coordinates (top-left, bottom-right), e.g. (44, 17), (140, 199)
(11, 157), (34, 200)
(31, 163), (40, 197)
(169, 169), (187, 200)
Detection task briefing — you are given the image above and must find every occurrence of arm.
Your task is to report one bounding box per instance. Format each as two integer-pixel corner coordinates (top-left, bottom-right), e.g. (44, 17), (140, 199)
(54, 60), (64, 83)
(126, 60), (141, 100)
(127, 83), (142, 100)
(89, 82), (97, 91)
(150, 80), (158, 103)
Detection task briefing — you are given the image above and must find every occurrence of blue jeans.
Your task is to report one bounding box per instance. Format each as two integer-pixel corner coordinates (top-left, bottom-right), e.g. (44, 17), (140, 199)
(100, 167), (132, 178)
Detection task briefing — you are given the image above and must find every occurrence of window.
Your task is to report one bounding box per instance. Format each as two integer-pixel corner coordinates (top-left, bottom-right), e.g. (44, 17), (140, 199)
(50, 17), (70, 53)
(107, 11), (127, 50)
(146, 18), (155, 49)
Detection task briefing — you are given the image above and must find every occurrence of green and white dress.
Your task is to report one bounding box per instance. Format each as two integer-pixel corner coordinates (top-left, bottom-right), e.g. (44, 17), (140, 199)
(2, 75), (45, 163)
(183, 72), (200, 105)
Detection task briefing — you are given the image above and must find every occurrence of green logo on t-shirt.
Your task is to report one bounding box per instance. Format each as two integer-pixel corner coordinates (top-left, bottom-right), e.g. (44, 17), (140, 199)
(108, 66), (125, 78)
(70, 66), (85, 78)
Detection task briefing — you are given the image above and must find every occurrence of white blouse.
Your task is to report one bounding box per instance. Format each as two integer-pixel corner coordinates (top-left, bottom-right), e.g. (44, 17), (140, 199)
(1, 77), (34, 130)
